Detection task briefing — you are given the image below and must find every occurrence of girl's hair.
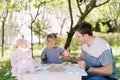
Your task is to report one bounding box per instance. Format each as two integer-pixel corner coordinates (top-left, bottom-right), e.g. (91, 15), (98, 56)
(47, 33), (57, 39)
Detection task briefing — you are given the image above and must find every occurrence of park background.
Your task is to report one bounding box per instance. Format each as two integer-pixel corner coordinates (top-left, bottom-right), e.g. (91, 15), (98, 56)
(0, 0), (120, 80)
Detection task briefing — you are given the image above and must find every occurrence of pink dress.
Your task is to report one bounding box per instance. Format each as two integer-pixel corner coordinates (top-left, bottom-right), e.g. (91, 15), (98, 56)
(11, 49), (36, 75)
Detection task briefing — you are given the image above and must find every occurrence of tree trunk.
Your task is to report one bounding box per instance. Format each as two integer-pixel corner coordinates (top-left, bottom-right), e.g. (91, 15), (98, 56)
(30, 21), (34, 57)
(64, 0), (108, 49)
(1, 3), (8, 57)
(64, 0), (74, 49)
(64, 27), (74, 49)
(1, 20), (5, 57)
(29, 2), (41, 57)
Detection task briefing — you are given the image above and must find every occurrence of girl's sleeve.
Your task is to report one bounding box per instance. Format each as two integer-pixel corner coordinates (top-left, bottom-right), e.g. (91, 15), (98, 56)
(59, 47), (65, 55)
(41, 48), (46, 55)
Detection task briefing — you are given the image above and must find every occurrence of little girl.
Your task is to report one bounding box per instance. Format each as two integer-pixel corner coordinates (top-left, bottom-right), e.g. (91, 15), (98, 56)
(11, 39), (41, 75)
(41, 33), (70, 64)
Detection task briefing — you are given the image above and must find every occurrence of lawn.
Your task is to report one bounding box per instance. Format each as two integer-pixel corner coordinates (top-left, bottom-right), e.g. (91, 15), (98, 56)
(0, 32), (120, 80)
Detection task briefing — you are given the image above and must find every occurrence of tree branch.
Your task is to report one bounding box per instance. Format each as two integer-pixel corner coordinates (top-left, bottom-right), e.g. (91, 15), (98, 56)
(77, 0), (96, 24)
(76, 0), (83, 15)
(68, 0), (73, 29)
(32, 0), (53, 23)
(32, 2), (44, 23)
(96, 0), (110, 7)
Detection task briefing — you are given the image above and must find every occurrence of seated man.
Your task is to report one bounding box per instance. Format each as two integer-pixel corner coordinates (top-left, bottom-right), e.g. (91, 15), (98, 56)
(63, 22), (118, 80)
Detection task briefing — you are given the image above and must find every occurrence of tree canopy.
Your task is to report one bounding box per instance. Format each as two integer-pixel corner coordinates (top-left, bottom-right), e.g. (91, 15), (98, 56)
(0, 0), (119, 56)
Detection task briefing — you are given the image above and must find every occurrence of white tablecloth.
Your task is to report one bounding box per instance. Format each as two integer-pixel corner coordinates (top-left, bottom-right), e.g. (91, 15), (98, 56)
(15, 64), (87, 80)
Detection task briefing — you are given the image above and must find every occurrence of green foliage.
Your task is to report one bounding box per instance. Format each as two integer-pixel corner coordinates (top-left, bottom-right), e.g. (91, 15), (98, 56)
(6, 0), (29, 12)
(0, 0), (2, 3)
(70, 38), (81, 51)
(0, 16), (3, 21)
(86, 0), (120, 32)
(0, 60), (14, 80)
(33, 0), (51, 8)
(49, 0), (67, 8)
(33, 2), (40, 8)
(114, 54), (120, 80)
(104, 0), (120, 32)
(94, 32), (120, 47)
(57, 36), (66, 46)
(23, 2), (28, 10)
(50, 0), (62, 6)
(5, 0), (11, 2)
(33, 43), (45, 51)
(33, 18), (49, 44)
(99, 23), (109, 33)
(0, 3), (4, 10)
(109, 0), (118, 5)
(0, 46), (17, 80)
(33, 20), (42, 35)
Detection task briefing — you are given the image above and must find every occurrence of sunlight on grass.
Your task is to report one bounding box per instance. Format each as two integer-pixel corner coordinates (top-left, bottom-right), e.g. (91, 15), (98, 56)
(112, 47), (120, 56)
(116, 63), (120, 67)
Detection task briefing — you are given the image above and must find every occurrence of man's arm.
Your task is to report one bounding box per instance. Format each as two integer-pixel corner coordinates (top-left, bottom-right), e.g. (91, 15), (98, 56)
(62, 53), (84, 62)
(88, 63), (113, 75)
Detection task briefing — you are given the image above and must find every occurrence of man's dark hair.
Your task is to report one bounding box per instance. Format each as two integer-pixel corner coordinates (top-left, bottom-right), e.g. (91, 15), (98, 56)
(74, 22), (93, 36)
(47, 33), (57, 39)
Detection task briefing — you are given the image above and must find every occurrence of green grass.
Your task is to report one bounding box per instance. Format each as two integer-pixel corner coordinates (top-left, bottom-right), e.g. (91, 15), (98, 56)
(0, 32), (120, 80)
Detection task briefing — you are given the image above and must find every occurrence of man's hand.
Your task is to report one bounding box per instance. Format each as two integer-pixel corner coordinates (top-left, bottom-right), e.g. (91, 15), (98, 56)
(62, 56), (71, 61)
(77, 60), (86, 70)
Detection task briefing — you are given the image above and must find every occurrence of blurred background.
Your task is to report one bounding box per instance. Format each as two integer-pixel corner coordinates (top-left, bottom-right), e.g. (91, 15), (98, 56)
(0, 0), (120, 80)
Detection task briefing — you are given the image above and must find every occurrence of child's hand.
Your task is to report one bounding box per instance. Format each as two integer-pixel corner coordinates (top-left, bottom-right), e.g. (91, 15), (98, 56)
(41, 54), (46, 59)
(63, 50), (70, 57)
(60, 49), (70, 59)
(59, 56), (62, 59)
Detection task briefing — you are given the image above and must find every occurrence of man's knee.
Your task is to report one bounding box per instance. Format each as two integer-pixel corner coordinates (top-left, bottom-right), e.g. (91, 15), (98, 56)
(88, 76), (107, 80)
(82, 76), (88, 80)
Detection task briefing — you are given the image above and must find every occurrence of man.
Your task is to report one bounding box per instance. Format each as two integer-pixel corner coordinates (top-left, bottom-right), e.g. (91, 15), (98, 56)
(63, 22), (118, 80)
